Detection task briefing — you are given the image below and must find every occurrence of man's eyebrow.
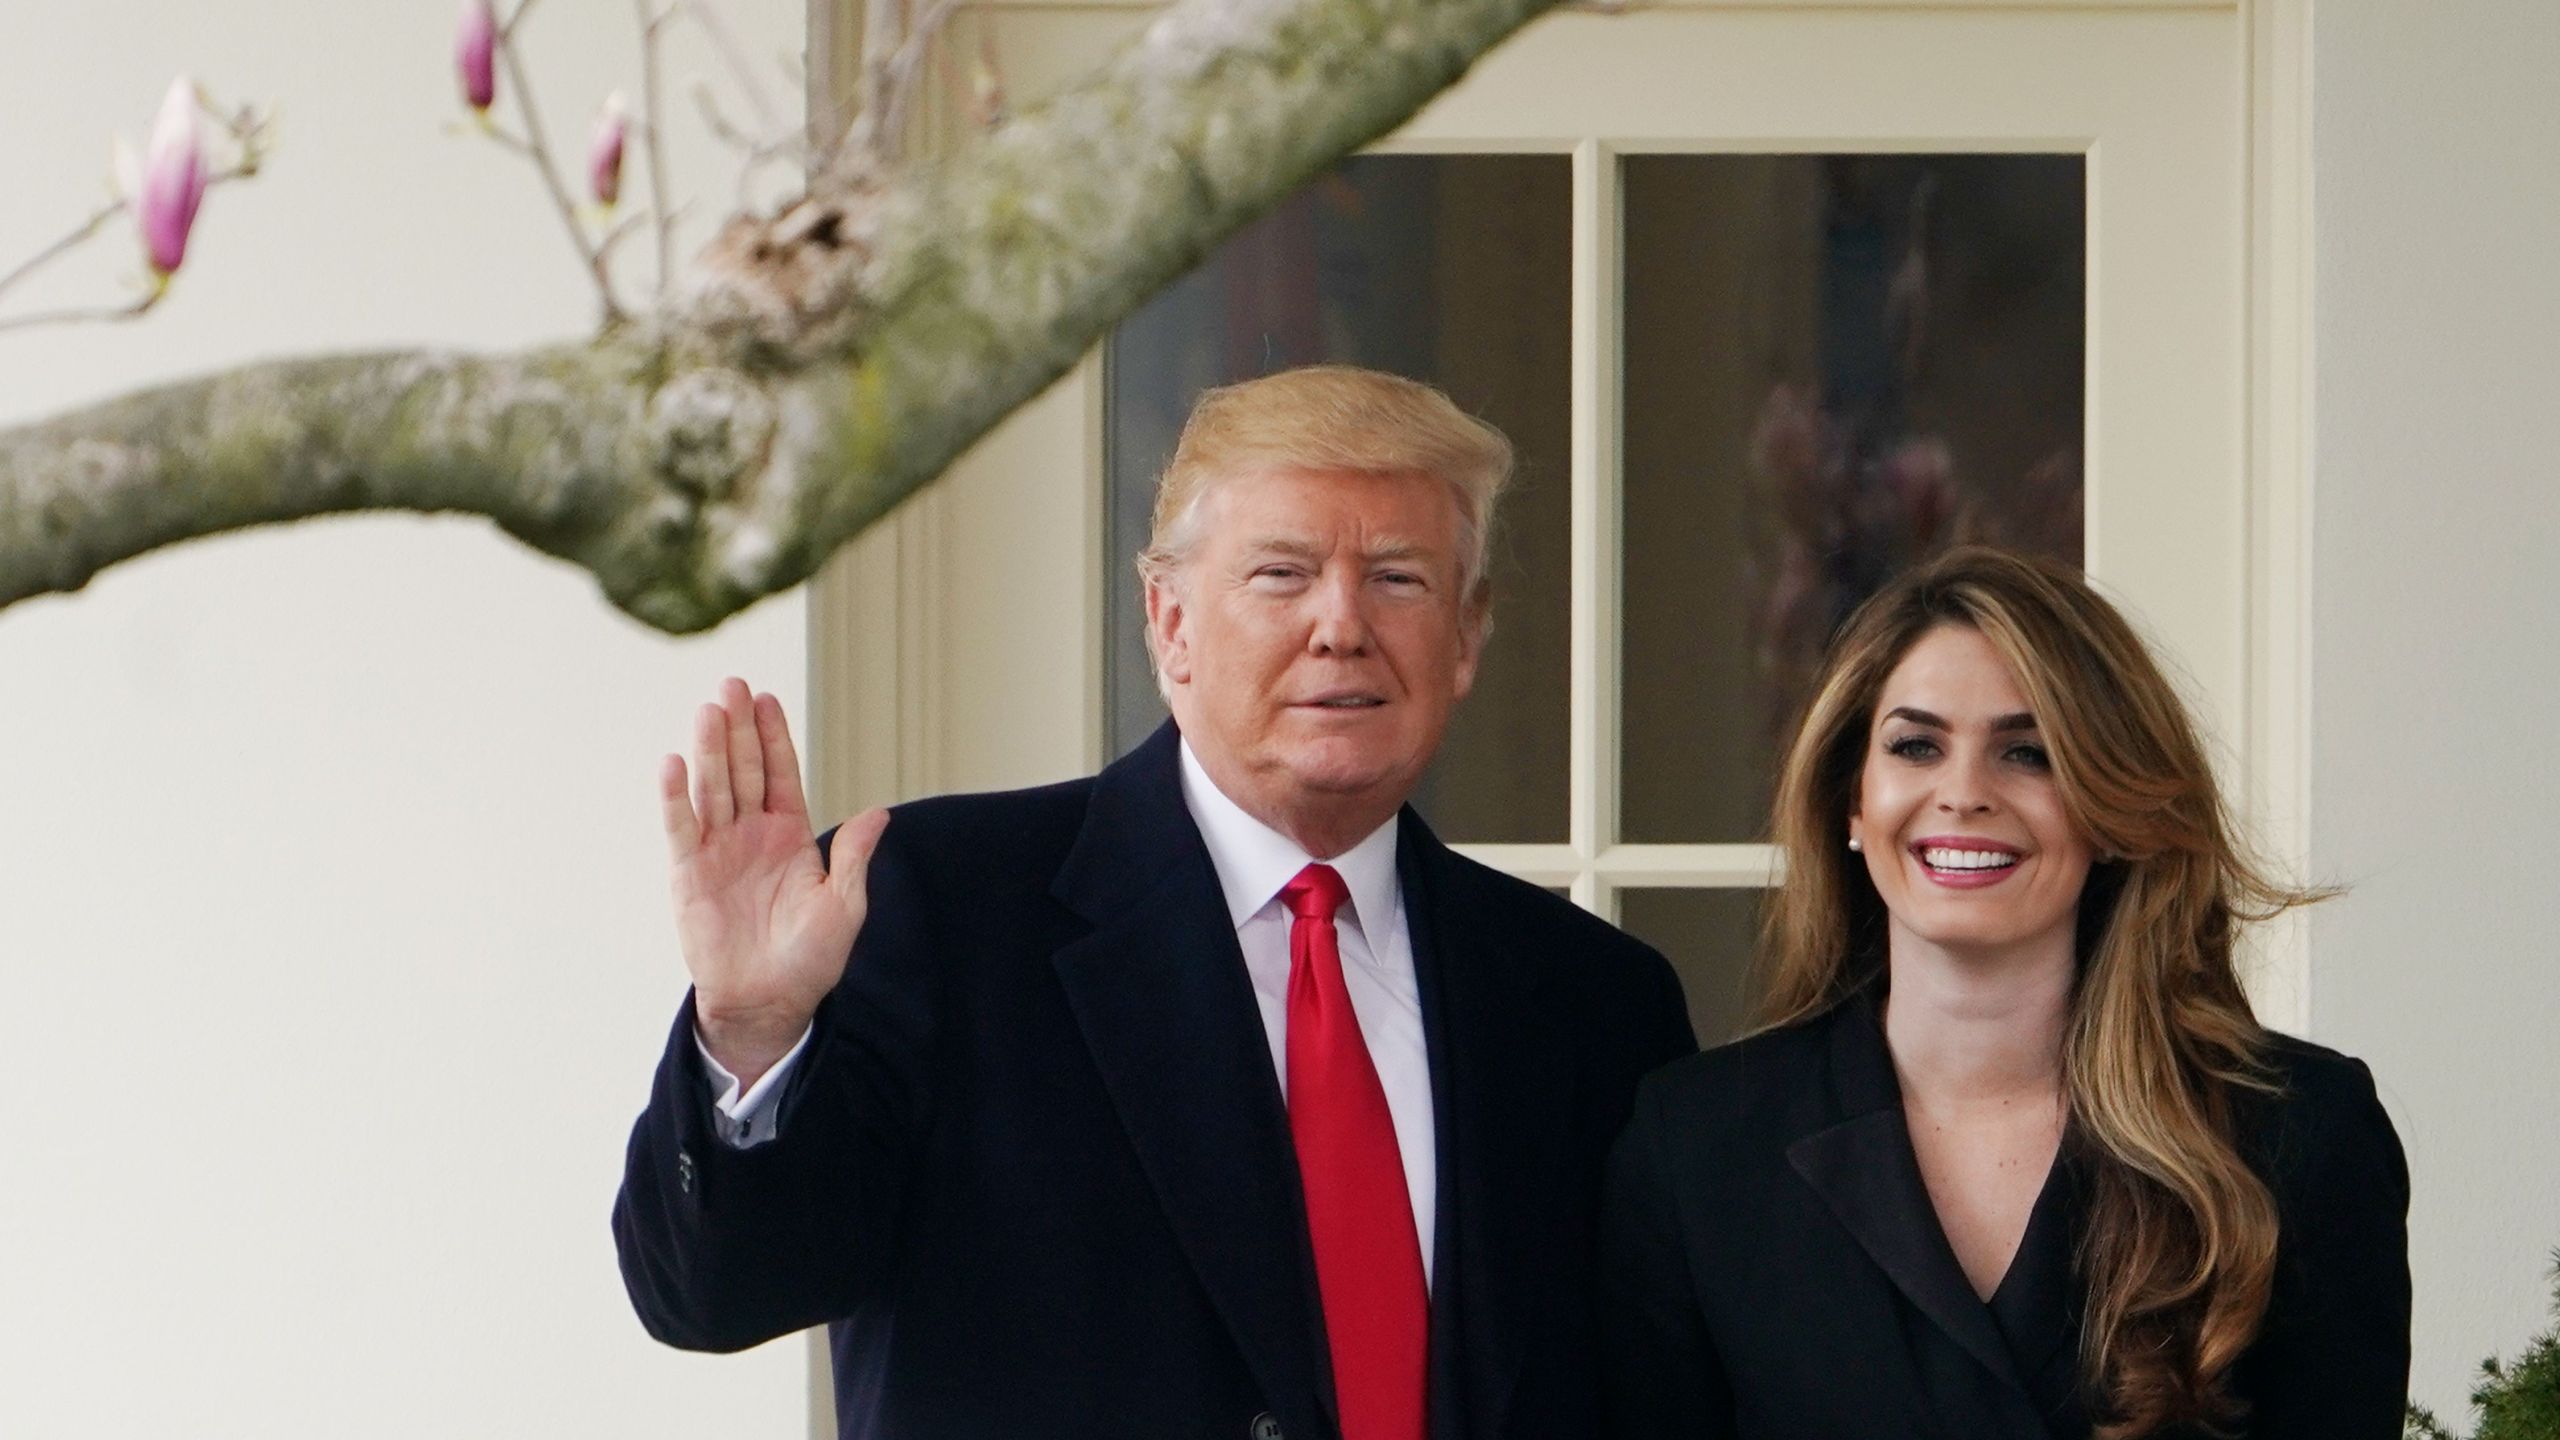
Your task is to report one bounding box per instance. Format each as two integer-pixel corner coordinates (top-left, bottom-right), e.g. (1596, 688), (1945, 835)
(1881, 705), (2039, 732)
(1235, 538), (1442, 563)
(1361, 541), (1433, 563)
(1237, 537), (1323, 560)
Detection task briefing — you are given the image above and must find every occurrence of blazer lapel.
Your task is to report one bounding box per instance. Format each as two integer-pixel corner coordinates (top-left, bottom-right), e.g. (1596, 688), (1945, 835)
(1400, 818), (1570, 1440)
(1049, 723), (1330, 1434)
(1785, 996), (2028, 1395)
(1990, 1148), (2089, 1432)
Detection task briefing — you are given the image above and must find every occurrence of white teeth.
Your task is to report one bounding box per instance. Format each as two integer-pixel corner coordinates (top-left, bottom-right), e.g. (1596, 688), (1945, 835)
(1921, 847), (2019, 871)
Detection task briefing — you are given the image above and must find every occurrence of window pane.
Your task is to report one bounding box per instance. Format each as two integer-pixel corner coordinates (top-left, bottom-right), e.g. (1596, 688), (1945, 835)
(1103, 154), (1573, 843)
(1617, 886), (1766, 1049)
(1619, 154), (2086, 842)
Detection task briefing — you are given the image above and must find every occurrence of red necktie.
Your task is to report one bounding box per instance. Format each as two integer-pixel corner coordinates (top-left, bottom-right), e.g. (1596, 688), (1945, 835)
(1280, 863), (1428, 1440)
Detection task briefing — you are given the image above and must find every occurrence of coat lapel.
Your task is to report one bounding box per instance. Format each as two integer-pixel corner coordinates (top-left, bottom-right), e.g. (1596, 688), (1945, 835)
(1048, 723), (1330, 1435)
(1399, 818), (1569, 1440)
(1989, 1148), (2090, 1432)
(1784, 994), (2044, 1418)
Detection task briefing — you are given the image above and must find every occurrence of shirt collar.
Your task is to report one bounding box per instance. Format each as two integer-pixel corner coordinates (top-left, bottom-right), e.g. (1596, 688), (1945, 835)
(1177, 737), (1402, 943)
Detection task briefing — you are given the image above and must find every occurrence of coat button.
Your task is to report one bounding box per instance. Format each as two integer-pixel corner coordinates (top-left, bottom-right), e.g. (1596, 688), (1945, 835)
(675, 1149), (696, 1195)
(1249, 1413), (1282, 1440)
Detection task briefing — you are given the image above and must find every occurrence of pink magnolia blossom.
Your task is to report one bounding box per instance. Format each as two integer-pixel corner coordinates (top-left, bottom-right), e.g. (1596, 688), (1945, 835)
(456, 0), (498, 112)
(588, 92), (628, 207)
(137, 77), (207, 278)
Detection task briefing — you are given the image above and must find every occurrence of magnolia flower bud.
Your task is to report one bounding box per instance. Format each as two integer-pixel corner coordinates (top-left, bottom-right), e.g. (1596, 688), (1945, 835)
(589, 91), (628, 207)
(456, 0), (498, 112)
(137, 77), (207, 278)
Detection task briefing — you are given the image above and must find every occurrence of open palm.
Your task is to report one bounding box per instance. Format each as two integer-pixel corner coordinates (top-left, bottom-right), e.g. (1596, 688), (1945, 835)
(660, 677), (888, 1083)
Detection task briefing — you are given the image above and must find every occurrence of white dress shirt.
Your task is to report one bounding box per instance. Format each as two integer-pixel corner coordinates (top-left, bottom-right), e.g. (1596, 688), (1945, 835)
(700, 739), (1439, 1283)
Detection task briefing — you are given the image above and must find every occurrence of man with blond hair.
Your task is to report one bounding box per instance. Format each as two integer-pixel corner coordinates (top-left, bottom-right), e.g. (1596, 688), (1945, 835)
(615, 366), (1695, 1440)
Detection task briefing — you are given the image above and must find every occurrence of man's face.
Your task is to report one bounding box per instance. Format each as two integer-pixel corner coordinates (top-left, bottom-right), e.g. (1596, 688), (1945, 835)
(1147, 466), (1484, 849)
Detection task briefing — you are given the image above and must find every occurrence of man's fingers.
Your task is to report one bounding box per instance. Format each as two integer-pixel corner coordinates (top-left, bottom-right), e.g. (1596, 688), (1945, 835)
(693, 702), (736, 826)
(722, 677), (767, 817)
(757, 692), (811, 820)
(659, 754), (700, 859)
(826, 807), (892, 913)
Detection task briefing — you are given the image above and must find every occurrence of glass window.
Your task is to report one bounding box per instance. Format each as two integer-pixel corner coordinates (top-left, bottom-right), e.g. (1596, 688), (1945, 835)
(1619, 153), (2086, 843)
(1618, 887), (1766, 1049)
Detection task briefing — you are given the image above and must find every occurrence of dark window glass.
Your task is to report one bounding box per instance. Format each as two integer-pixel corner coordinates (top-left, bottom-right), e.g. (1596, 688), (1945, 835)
(1618, 886), (1767, 1049)
(1620, 154), (2086, 842)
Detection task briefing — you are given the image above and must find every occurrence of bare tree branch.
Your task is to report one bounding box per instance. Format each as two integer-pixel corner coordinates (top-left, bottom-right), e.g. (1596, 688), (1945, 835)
(878, 0), (974, 162)
(694, 82), (806, 210)
(682, 0), (782, 134)
(0, 200), (129, 304)
(0, 101), (266, 330)
(837, 0), (905, 169)
(0, 295), (162, 336)
(0, 0), (1563, 632)
(638, 0), (679, 299)
(491, 1), (628, 326)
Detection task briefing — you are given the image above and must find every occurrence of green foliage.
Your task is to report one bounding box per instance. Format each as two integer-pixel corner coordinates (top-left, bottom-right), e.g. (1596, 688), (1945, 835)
(2409, 1252), (2560, 1440)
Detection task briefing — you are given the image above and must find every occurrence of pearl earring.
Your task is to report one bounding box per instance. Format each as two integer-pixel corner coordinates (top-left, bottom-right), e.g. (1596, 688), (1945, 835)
(1847, 837), (1863, 852)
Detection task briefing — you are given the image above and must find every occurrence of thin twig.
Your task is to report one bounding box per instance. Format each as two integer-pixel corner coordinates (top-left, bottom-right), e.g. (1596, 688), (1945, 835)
(878, 0), (973, 161)
(479, 125), (539, 158)
(680, 0), (778, 134)
(492, 2), (626, 327)
(638, 0), (678, 300)
(595, 210), (650, 263)
(0, 164), (258, 333)
(692, 83), (806, 210)
(690, 84), (759, 152)
(840, 0), (905, 167)
(804, 85), (860, 180)
(499, 0), (544, 41)
(971, 12), (1008, 129)
(0, 293), (159, 337)
(0, 200), (126, 304)
(0, 92), (266, 310)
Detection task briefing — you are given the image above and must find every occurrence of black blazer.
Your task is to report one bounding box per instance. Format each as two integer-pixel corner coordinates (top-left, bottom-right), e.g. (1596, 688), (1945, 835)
(615, 721), (1697, 1440)
(1601, 989), (2410, 1440)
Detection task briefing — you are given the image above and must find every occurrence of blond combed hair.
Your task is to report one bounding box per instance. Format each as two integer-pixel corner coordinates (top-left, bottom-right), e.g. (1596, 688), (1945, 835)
(1135, 365), (1514, 608)
(1757, 546), (2324, 1438)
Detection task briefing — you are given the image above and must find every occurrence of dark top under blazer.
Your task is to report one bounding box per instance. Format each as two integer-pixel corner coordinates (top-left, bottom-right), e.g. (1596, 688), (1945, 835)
(1601, 990), (2411, 1440)
(614, 721), (1698, 1440)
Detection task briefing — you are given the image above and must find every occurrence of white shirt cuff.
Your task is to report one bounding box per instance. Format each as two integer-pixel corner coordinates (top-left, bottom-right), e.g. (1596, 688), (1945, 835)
(695, 1023), (813, 1150)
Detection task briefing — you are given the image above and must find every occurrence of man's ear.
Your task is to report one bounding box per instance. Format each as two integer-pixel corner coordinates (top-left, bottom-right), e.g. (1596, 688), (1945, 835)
(1451, 592), (1490, 703)
(1144, 574), (1193, 685)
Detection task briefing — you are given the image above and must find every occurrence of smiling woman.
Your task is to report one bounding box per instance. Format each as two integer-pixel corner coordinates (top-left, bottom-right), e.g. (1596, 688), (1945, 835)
(1602, 546), (2413, 1440)
(1849, 625), (2098, 965)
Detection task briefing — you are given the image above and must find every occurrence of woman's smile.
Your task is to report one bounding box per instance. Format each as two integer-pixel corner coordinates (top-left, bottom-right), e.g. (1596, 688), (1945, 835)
(1909, 835), (2026, 888)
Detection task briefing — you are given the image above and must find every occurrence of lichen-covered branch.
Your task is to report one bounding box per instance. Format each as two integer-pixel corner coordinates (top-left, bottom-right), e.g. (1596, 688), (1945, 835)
(0, 0), (1559, 633)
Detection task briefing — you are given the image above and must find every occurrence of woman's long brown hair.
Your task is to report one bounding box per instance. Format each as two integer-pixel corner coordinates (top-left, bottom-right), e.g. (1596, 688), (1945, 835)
(1756, 546), (2322, 1437)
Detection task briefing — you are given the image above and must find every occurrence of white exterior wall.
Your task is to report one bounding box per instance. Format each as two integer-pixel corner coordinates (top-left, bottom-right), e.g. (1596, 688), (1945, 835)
(2312, 0), (2560, 1419)
(0, 2), (812, 1435)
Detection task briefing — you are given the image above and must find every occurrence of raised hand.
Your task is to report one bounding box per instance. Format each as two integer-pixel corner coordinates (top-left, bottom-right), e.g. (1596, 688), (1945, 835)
(660, 676), (888, 1087)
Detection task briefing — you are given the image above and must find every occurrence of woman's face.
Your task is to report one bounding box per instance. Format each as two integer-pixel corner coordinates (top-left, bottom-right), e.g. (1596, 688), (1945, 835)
(1847, 623), (2097, 964)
